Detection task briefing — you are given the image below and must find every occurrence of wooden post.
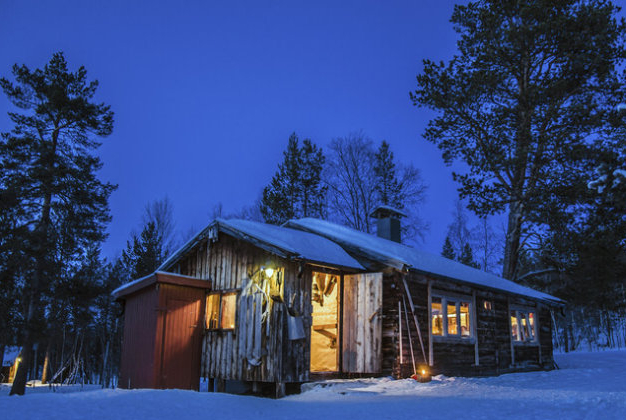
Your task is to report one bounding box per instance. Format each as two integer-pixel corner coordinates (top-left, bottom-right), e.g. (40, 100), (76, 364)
(402, 278), (427, 365)
(401, 296), (416, 374)
(508, 298), (515, 366)
(208, 377), (215, 392)
(338, 274), (344, 373)
(252, 381), (261, 394)
(275, 382), (286, 399)
(216, 378), (226, 393)
(398, 300), (403, 364)
(537, 305), (542, 366)
(427, 280), (433, 367)
(473, 291), (479, 367)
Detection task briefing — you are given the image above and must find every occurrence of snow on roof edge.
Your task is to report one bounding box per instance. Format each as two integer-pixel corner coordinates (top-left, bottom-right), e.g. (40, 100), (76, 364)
(110, 271), (204, 297)
(286, 218), (562, 304)
(157, 218), (365, 275)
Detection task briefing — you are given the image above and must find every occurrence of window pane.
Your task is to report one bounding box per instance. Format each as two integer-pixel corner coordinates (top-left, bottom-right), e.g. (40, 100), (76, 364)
(527, 312), (535, 340)
(460, 302), (470, 337)
(206, 293), (220, 329)
(447, 301), (458, 335)
(510, 310), (519, 341)
(431, 297), (443, 336)
(520, 314), (528, 341)
(220, 293), (237, 329)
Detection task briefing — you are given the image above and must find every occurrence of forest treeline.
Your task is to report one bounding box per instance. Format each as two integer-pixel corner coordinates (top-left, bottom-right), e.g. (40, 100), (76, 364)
(2, 0), (626, 395)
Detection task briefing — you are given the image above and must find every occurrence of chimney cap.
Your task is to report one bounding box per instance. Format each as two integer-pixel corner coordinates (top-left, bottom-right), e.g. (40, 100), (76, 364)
(369, 204), (407, 219)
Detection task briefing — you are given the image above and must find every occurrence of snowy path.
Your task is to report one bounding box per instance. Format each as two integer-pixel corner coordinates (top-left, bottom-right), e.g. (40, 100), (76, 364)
(3, 351), (626, 420)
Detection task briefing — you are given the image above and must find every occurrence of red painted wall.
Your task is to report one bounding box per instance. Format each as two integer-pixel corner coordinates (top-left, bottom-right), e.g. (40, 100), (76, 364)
(118, 275), (207, 390)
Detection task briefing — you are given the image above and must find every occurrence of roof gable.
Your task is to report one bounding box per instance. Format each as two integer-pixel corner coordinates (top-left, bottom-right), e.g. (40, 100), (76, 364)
(159, 218), (364, 272)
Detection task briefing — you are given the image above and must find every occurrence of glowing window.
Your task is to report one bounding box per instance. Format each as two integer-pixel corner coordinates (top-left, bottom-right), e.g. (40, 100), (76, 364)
(510, 311), (519, 341)
(460, 302), (470, 337)
(220, 292), (237, 330)
(447, 301), (458, 335)
(510, 309), (537, 342)
(206, 292), (238, 330)
(206, 293), (221, 330)
(431, 297), (443, 336)
(430, 294), (472, 339)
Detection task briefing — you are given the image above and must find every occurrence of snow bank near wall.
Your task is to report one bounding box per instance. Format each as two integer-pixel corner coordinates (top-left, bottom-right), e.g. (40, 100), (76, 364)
(2, 351), (625, 420)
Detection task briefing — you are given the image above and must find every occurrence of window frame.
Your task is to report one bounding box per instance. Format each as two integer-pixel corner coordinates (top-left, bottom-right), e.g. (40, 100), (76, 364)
(510, 306), (538, 344)
(430, 291), (475, 341)
(205, 289), (239, 331)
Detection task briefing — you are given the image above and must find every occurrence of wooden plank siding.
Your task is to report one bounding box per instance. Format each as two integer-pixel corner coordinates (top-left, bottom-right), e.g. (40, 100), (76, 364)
(155, 284), (205, 390)
(173, 233), (311, 384)
(341, 273), (382, 374)
(119, 286), (159, 389)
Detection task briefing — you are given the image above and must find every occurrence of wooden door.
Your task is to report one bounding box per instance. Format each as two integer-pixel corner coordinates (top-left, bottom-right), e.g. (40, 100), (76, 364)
(160, 298), (202, 389)
(341, 272), (383, 373)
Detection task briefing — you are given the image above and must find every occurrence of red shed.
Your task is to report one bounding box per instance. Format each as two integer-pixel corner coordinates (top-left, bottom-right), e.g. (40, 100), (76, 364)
(113, 271), (210, 390)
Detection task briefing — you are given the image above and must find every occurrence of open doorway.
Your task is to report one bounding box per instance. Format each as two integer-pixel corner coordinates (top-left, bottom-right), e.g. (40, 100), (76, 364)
(310, 272), (339, 372)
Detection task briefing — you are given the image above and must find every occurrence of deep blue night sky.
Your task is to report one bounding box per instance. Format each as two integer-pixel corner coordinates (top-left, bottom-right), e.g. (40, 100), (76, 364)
(1, 0), (476, 259)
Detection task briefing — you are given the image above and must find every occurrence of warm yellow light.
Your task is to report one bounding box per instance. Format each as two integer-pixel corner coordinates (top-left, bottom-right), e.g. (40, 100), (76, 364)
(265, 267), (274, 278)
(16, 357), (21, 363)
(421, 369), (426, 375)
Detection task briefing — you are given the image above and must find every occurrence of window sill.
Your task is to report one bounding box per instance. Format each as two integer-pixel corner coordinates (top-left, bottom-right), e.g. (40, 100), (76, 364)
(432, 335), (475, 344)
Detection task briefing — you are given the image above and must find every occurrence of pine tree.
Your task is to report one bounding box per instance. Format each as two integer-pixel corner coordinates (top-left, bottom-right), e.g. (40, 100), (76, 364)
(1, 52), (115, 395)
(122, 221), (165, 279)
(260, 133), (326, 224)
(260, 133), (302, 224)
(300, 139), (327, 218)
(373, 141), (401, 208)
(459, 243), (479, 268)
(441, 236), (456, 260)
(411, 0), (626, 279)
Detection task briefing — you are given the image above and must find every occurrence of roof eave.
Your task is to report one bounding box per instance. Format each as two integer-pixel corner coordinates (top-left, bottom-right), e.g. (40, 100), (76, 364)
(407, 266), (563, 306)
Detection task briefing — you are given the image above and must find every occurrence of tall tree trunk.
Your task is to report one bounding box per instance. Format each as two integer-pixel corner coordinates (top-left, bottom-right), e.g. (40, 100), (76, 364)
(100, 340), (109, 388)
(10, 130), (58, 396)
(41, 342), (51, 384)
(9, 286), (40, 394)
(502, 201), (523, 280)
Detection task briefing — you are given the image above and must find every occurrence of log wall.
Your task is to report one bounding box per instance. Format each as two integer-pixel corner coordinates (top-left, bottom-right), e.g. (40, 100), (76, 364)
(381, 271), (555, 378)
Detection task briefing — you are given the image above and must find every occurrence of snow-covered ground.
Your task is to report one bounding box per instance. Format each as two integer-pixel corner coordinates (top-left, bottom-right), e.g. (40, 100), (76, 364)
(2, 350), (625, 420)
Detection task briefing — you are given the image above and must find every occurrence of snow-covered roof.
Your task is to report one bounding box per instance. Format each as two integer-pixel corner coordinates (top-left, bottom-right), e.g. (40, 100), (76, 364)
(286, 218), (561, 303)
(158, 218), (365, 272)
(369, 204), (408, 218)
(110, 271), (207, 297)
(2, 346), (20, 366)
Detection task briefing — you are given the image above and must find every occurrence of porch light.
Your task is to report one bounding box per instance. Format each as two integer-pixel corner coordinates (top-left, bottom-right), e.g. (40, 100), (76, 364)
(264, 267), (275, 278)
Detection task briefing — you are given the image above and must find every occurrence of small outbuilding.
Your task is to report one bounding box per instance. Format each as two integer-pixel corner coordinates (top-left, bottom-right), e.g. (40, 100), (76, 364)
(113, 272), (211, 390)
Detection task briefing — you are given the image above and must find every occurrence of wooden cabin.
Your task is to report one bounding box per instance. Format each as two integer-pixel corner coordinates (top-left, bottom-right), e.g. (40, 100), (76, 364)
(114, 210), (562, 396)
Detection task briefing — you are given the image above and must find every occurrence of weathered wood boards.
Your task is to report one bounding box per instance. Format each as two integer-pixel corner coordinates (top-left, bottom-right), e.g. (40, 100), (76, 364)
(174, 234), (311, 385)
(342, 273), (382, 373)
